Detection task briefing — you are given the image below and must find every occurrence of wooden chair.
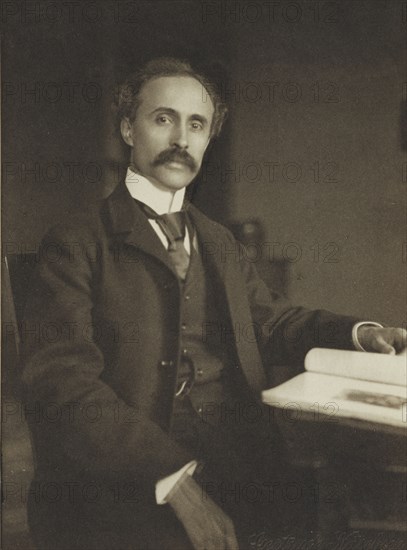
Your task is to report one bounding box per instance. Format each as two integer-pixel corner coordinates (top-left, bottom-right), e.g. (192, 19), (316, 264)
(2, 253), (39, 548)
(2, 253), (39, 397)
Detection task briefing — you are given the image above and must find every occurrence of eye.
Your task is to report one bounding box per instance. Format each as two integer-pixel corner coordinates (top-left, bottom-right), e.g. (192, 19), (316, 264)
(156, 114), (172, 125)
(190, 120), (204, 131)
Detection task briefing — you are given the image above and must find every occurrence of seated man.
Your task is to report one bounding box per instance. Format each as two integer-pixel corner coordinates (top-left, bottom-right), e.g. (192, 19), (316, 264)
(21, 57), (406, 550)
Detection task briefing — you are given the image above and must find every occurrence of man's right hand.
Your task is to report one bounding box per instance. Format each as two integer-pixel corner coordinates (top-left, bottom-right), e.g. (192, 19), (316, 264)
(167, 472), (239, 550)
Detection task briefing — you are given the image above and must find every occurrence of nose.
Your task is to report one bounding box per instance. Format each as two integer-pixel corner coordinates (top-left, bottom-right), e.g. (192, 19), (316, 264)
(171, 123), (189, 150)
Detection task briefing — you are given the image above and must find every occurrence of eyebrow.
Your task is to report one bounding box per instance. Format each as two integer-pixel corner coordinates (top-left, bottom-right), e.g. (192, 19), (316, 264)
(150, 107), (209, 126)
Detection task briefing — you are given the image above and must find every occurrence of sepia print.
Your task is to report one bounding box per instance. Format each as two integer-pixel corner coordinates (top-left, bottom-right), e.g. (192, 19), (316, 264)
(2, 1), (406, 549)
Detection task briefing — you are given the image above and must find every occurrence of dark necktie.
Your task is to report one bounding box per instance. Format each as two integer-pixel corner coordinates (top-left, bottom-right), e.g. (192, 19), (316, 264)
(135, 200), (190, 280)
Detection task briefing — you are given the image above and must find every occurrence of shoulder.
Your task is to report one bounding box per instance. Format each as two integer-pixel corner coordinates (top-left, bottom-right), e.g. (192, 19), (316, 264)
(42, 195), (108, 245)
(186, 203), (237, 244)
(35, 196), (112, 274)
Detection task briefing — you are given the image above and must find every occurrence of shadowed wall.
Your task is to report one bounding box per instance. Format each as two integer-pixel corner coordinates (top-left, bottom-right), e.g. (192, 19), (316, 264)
(2, 0), (405, 325)
(224, 0), (406, 325)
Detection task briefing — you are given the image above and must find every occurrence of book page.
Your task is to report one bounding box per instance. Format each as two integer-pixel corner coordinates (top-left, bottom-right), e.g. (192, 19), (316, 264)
(262, 372), (407, 429)
(305, 348), (407, 387)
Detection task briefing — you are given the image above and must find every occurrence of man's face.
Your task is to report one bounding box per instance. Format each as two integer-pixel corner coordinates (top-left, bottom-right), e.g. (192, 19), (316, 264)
(121, 76), (215, 192)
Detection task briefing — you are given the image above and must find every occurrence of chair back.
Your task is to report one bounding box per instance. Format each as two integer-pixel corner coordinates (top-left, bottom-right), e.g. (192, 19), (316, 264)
(2, 253), (39, 396)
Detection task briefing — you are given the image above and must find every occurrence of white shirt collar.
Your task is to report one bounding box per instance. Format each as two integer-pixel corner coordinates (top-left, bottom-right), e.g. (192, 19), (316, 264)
(125, 168), (186, 215)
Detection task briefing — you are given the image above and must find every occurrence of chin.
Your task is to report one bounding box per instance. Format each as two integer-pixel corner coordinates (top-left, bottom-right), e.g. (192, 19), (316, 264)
(155, 167), (196, 191)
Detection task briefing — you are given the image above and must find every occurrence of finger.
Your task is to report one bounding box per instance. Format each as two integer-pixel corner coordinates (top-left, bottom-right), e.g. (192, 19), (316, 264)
(225, 523), (239, 550)
(393, 329), (407, 352)
(221, 515), (239, 550)
(374, 336), (396, 355)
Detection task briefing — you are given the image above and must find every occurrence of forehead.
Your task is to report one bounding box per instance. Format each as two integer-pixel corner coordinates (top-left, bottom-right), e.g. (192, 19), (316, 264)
(138, 76), (215, 120)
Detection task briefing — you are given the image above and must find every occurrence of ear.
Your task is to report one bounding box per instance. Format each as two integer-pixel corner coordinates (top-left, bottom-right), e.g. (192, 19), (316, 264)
(120, 118), (134, 147)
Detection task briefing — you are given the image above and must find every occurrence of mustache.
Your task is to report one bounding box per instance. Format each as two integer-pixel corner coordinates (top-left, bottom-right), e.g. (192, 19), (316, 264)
(152, 148), (197, 171)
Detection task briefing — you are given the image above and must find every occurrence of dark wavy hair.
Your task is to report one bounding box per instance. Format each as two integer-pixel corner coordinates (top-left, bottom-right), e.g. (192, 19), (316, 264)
(115, 57), (228, 139)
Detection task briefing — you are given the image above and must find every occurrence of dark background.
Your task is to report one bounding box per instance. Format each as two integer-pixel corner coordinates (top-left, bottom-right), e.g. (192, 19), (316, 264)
(1, 1), (406, 547)
(2, 0), (406, 323)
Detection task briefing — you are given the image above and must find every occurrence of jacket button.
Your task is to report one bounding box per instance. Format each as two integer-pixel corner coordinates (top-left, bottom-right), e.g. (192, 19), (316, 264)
(160, 360), (174, 367)
(181, 323), (186, 331)
(197, 368), (203, 376)
(184, 294), (190, 300)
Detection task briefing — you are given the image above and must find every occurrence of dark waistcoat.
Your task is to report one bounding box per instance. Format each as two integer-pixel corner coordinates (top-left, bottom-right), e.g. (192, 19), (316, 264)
(170, 237), (243, 450)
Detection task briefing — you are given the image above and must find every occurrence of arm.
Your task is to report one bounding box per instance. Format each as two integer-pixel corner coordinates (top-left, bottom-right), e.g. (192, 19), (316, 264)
(21, 223), (193, 487)
(236, 239), (406, 367)
(235, 239), (359, 367)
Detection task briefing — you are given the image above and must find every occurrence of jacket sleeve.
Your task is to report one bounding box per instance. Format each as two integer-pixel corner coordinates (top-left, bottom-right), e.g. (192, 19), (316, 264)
(21, 223), (194, 487)
(233, 237), (361, 370)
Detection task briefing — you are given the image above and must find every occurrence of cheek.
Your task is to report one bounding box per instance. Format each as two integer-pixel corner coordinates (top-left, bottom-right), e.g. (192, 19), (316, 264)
(143, 130), (169, 155)
(133, 137), (158, 165)
(192, 137), (210, 162)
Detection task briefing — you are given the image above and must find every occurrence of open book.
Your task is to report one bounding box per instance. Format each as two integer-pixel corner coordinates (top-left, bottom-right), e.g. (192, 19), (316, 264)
(262, 348), (407, 433)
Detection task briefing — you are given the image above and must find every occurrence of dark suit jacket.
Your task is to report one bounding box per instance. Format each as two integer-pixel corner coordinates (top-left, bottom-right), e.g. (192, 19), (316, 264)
(21, 181), (359, 538)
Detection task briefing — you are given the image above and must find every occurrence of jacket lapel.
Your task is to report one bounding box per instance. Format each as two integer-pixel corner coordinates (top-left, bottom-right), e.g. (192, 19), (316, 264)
(105, 183), (266, 393)
(187, 204), (267, 393)
(105, 181), (178, 277)
(186, 203), (226, 279)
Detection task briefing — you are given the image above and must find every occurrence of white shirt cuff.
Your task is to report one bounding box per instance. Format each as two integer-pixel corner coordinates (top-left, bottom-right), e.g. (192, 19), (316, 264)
(155, 460), (198, 504)
(352, 321), (383, 351)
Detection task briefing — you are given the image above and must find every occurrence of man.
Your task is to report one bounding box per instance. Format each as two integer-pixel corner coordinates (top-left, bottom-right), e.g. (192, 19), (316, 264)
(22, 58), (406, 550)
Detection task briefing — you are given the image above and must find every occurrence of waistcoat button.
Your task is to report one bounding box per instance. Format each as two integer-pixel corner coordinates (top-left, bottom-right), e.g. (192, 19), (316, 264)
(159, 360), (174, 367)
